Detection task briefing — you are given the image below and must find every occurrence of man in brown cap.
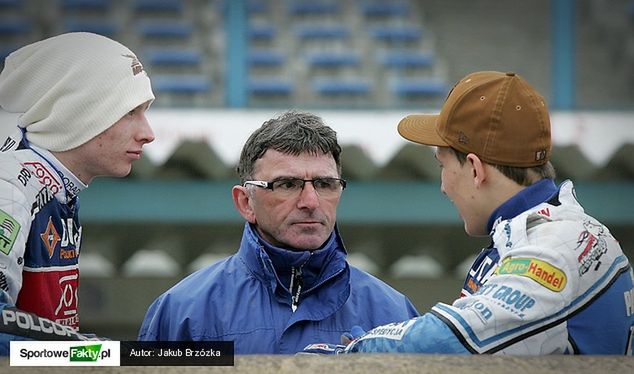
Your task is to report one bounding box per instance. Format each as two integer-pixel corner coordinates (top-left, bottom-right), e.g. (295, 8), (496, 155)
(338, 71), (633, 354)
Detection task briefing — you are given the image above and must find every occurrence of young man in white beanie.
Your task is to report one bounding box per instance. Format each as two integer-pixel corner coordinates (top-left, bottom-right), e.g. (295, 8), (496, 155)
(0, 32), (155, 354)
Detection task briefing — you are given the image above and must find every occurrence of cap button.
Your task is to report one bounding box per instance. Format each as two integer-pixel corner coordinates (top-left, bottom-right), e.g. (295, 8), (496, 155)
(506, 72), (516, 77)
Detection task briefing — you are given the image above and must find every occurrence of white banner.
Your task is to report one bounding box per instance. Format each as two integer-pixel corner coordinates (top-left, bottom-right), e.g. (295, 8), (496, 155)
(2, 109), (633, 166)
(10, 341), (120, 366)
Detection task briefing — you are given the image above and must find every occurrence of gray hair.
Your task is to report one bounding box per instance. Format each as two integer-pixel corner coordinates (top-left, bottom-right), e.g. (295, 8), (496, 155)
(236, 110), (342, 183)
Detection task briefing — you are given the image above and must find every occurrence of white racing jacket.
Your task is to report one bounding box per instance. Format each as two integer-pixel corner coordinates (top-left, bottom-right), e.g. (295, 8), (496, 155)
(0, 130), (86, 351)
(346, 180), (634, 354)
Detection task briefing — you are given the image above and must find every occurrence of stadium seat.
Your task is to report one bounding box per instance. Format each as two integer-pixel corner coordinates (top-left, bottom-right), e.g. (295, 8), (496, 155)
(79, 252), (116, 277)
(294, 24), (349, 40)
(188, 252), (232, 274)
(550, 145), (597, 181)
(60, 0), (111, 10)
(390, 254), (443, 278)
(247, 0), (267, 14)
(248, 49), (285, 66)
(340, 144), (379, 180)
(127, 154), (159, 180)
(377, 143), (440, 181)
(379, 51), (435, 68)
(369, 25), (423, 42)
(152, 74), (212, 94)
(347, 253), (380, 275)
(143, 48), (203, 66)
(248, 78), (294, 96)
(137, 21), (193, 38)
(0, 0), (22, 9)
(305, 51), (361, 68)
(133, 0), (182, 13)
(361, 2), (409, 17)
(249, 24), (276, 40)
(312, 78), (372, 96)
(121, 249), (180, 277)
(156, 140), (231, 179)
(289, 1), (339, 15)
(64, 19), (117, 36)
(594, 143), (634, 181)
(392, 79), (448, 97)
(0, 19), (30, 35)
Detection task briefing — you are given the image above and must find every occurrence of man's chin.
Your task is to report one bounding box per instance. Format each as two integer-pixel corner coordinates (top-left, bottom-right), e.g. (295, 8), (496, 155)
(286, 236), (329, 251)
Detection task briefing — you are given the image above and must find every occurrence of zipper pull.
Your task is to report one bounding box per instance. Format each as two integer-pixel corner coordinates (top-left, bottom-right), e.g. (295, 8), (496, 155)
(290, 267), (303, 312)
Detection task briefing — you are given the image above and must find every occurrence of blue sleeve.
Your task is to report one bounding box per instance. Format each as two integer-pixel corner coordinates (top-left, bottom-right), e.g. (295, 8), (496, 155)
(138, 292), (194, 341)
(404, 297), (420, 319)
(138, 295), (165, 341)
(345, 313), (471, 354)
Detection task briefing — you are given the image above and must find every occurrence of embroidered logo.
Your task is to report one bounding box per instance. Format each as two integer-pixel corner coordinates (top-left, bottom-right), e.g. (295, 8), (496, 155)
(40, 216), (60, 258)
(458, 131), (469, 144)
(0, 209), (20, 255)
(122, 54), (145, 76)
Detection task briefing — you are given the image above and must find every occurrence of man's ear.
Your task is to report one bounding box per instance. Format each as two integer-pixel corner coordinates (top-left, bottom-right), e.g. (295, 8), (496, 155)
(232, 185), (256, 223)
(466, 153), (488, 188)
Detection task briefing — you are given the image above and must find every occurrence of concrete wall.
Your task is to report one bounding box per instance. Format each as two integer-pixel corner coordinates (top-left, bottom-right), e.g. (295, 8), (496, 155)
(2, 353), (634, 373)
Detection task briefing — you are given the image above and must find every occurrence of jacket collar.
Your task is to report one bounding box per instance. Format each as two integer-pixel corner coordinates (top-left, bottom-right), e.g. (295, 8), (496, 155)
(487, 178), (559, 234)
(238, 223), (347, 288)
(237, 222), (350, 319)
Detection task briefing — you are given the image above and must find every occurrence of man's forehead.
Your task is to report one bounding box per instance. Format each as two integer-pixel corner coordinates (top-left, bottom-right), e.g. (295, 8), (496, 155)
(253, 149), (337, 176)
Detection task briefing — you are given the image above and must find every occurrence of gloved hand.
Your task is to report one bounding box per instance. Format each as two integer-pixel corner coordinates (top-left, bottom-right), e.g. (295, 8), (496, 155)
(298, 326), (367, 355)
(340, 325), (366, 345)
(300, 343), (346, 355)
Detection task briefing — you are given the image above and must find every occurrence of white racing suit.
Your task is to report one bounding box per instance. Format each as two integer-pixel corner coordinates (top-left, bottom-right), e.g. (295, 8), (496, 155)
(346, 180), (634, 354)
(0, 130), (92, 355)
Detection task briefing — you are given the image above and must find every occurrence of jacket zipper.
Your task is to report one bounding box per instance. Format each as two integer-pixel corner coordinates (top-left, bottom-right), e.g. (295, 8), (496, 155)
(289, 253), (311, 312)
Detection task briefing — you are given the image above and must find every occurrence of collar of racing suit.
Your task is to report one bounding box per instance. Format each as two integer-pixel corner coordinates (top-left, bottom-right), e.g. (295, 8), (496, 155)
(486, 178), (559, 234)
(27, 140), (87, 202)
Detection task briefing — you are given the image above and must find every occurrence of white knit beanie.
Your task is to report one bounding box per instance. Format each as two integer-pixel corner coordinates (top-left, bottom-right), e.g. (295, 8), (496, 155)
(0, 32), (154, 151)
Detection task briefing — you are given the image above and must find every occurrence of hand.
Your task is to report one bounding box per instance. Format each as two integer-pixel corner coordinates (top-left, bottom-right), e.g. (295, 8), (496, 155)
(340, 325), (366, 345)
(298, 326), (367, 355)
(299, 343), (346, 355)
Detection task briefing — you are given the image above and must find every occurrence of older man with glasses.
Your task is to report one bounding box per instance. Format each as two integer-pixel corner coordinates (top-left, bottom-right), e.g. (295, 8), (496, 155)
(138, 110), (419, 354)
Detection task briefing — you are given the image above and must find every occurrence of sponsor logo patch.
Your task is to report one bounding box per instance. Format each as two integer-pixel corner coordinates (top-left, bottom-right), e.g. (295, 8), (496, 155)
(496, 257), (567, 292)
(22, 162), (62, 194)
(40, 217), (60, 258)
(0, 209), (20, 255)
(0, 137), (15, 152)
(575, 221), (609, 275)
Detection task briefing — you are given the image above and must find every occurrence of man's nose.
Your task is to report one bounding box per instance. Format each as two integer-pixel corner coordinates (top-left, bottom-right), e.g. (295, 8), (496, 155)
(137, 116), (155, 144)
(297, 181), (320, 208)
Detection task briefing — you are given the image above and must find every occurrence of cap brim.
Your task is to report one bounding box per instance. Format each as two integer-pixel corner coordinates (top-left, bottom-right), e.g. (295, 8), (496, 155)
(397, 114), (448, 147)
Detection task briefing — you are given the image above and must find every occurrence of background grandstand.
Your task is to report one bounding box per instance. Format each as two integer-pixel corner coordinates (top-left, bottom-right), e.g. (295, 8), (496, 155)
(0, 0), (633, 340)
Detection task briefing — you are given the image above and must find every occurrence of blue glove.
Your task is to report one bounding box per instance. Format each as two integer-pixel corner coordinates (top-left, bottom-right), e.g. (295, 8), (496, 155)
(340, 325), (366, 345)
(299, 326), (367, 355)
(300, 343), (346, 355)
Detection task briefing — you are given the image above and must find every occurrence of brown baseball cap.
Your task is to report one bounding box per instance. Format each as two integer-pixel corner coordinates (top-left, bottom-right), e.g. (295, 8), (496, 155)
(398, 71), (551, 167)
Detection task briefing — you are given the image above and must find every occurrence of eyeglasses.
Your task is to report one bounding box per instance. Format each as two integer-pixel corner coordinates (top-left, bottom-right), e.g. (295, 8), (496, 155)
(243, 177), (347, 198)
